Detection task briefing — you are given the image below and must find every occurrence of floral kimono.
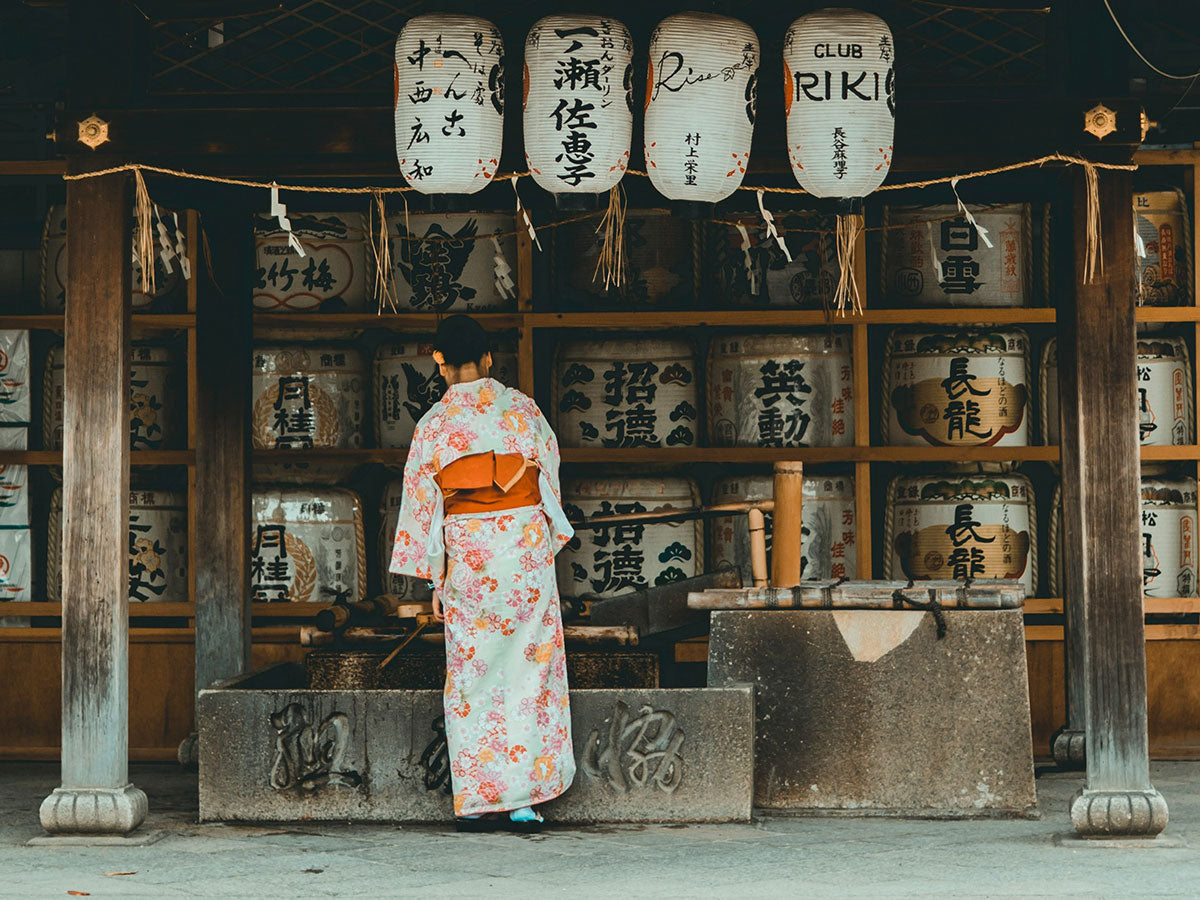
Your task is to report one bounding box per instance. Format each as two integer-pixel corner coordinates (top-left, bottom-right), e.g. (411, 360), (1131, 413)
(390, 377), (576, 816)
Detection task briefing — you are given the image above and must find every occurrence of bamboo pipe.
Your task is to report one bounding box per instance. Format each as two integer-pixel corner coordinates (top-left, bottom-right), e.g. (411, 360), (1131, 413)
(747, 508), (769, 588)
(770, 461), (804, 588)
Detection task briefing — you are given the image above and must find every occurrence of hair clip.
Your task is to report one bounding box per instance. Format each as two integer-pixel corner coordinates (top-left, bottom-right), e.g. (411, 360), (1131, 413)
(432, 350), (446, 365)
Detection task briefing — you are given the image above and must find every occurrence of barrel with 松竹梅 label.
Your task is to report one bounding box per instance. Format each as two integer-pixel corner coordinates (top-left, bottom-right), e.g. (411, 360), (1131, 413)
(251, 488), (367, 603)
(881, 203), (1032, 307)
(1040, 336), (1192, 447)
(251, 346), (365, 450)
(553, 337), (698, 448)
(707, 331), (853, 447)
(710, 473), (856, 582)
(379, 477), (432, 602)
(374, 340), (520, 449)
(884, 329), (1030, 448)
(558, 476), (702, 600)
(1134, 190), (1192, 306)
(253, 212), (369, 312)
(389, 213), (517, 312)
(885, 473), (1036, 597)
(709, 213), (838, 309)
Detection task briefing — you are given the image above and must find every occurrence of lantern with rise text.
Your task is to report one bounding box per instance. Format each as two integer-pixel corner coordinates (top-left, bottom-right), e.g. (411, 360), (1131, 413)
(784, 9), (895, 311)
(524, 16), (634, 199)
(644, 13), (760, 204)
(394, 15), (505, 194)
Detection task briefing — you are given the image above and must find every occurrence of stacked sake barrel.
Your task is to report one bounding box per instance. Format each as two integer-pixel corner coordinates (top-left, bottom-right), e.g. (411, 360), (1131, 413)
(389, 213), (518, 312)
(253, 212), (370, 313)
(708, 213), (838, 309)
(379, 478), (432, 603)
(1134, 189), (1192, 306)
(0, 331), (31, 623)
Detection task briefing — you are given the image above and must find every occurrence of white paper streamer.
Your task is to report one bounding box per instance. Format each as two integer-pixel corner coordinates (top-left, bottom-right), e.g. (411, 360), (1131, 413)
(172, 211), (191, 280)
(270, 184), (305, 257)
(153, 205), (175, 275)
(949, 177), (993, 249)
(513, 178), (542, 252)
(492, 236), (515, 299)
(735, 223), (759, 296)
(756, 189), (792, 264)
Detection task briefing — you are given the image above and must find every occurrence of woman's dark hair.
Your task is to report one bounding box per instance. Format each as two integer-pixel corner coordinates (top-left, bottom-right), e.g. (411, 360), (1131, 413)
(433, 314), (492, 367)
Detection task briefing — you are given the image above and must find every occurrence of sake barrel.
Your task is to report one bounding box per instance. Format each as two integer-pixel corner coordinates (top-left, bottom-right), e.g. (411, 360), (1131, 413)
(0, 330), (30, 426)
(251, 346), (365, 450)
(881, 203), (1032, 307)
(710, 213), (837, 309)
(558, 476), (702, 599)
(41, 203), (188, 313)
(558, 209), (692, 309)
(885, 473), (1036, 597)
(47, 487), (187, 604)
(1135, 189), (1192, 306)
(710, 473), (856, 582)
(253, 212), (369, 312)
(883, 328), (1030, 447)
(389, 213), (517, 312)
(379, 477), (433, 602)
(1040, 336), (1193, 448)
(553, 336), (698, 448)
(707, 332), (853, 447)
(0, 526), (31, 609)
(0, 426), (28, 529)
(45, 343), (181, 449)
(251, 488), (367, 603)
(374, 340), (520, 449)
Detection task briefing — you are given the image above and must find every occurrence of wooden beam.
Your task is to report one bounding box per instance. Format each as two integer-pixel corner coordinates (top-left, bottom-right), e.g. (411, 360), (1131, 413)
(1062, 167), (1167, 836)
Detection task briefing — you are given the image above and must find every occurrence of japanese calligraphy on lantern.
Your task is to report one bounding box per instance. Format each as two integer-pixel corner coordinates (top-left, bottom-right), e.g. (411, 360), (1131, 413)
(558, 476), (702, 600)
(885, 329), (1030, 448)
(252, 346), (365, 450)
(886, 474), (1035, 597)
(394, 15), (505, 194)
(389, 213), (517, 311)
(882, 203), (1032, 307)
(643, 13), (759, 203)
(254, 213), (368, 312)
(707, 332), (853, 447)
(251, 488), (366, 604)
(1134, 190), (1192, 306)
(553, 337), (698, 448)
(524, 16), (633, 194)
(711, 474), (856, 582)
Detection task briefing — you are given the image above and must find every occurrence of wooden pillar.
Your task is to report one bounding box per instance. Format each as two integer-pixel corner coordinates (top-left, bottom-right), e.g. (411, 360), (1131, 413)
(1062, 167), (1167, 836)
(39, 170), (145, 835)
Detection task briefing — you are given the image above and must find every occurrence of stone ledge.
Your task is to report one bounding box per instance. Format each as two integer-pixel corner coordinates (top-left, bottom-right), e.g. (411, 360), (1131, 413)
(27, 829), (165, 847)
(1070, 788), (1169, 837)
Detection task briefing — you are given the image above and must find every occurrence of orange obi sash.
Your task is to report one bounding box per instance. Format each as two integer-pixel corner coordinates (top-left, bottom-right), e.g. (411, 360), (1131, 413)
(435, 452), (541, 515)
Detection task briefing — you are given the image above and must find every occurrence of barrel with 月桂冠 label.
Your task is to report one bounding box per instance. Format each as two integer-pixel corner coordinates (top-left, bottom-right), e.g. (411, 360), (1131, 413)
(379, 477), (433, 602)
(707, 331), (854, 447)
(881, 202), (1033, 307)
(1040, 335), (1193, 448)
(253, 212), (370, 312)
(45, 343), (183, 451)
(251, 346), (365, 450)
(709, 212), (837, 309)
(41, 203), (188, 313)
(709, 472), (856, 582)
(557, 209), (693, 309)
(251, 488), (367, 603)
(558, 476), (702, 600)
(374, 340), (520, 449)
(389, 213), (518, 312)
(885, 473), (1036, 597)
(1134, 189), (1192, 306)
(48, 487), (188, 604)
(883, 328), (1030, 448)
(553, 336), (698, 448)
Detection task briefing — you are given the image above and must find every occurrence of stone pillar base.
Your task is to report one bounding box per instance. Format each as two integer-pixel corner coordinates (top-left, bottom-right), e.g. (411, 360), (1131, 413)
(1051, 728), (1086, 769)
(1070, 788), (1168, 837)
(39, 784), (148, 835)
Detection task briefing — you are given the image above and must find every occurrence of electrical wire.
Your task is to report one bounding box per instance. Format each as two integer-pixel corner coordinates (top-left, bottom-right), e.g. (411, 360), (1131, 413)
(1104, 0), (1200, 80)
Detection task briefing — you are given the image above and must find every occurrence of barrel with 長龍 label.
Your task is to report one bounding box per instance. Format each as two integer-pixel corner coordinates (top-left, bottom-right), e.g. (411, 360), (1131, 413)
(885, 473), (1036, 597)
(883, 328), (1030, 448)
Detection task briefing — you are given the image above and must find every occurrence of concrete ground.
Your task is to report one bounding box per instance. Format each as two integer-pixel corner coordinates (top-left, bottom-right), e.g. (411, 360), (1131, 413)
(1, 763), (1198, 898)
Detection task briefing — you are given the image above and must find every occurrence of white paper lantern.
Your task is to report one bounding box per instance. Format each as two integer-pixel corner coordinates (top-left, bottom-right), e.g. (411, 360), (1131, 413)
(394, 15), (505, 194)
(784, 9), (894, 198)
(643, 13), (759, 203)
(524, 16), (634, 195)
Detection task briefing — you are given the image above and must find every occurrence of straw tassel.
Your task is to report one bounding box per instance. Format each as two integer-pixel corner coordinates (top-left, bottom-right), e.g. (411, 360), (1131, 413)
(1082, 161), (1104, 284)
(370, 190), (398, 314)
(132, 168), (156, 296)
(593, 183), (628, 290)
(834, 212), (864, 315)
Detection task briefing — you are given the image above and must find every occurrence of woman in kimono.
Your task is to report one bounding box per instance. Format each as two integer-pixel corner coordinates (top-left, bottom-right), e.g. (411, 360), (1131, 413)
(390, 315), (575, 832)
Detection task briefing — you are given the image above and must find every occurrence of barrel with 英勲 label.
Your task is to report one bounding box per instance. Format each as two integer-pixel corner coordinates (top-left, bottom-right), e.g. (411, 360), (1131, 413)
(885, 473), (1036, 597)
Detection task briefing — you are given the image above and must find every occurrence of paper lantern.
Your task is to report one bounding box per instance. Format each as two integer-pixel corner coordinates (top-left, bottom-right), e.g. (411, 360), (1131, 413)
(643, 13), (759, 203)
(784, 9), (895, 198)
(394, 15), (505, 194)
(524, 16), (634, 195)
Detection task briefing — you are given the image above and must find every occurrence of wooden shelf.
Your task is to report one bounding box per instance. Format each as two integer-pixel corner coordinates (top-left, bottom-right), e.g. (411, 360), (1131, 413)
(0, 450), (193, 466)
(528, 308), (1059, 328)
(0, 315), (195, 333)
(561, 445), (1062, 464)
(253, 312), (523, 331)
(1024, 597), (1200, 615)
(0, 602), (338, 619)
(0, 161), (67, 177)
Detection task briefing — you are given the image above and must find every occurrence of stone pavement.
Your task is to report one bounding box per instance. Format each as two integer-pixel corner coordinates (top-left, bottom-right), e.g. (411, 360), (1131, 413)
(1, 762), (1199, 898)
